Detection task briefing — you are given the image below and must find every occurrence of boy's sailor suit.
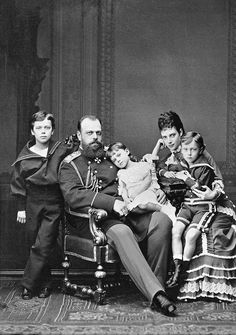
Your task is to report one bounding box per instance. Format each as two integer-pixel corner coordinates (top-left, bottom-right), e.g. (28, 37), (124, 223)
(10, 139), (75, 291)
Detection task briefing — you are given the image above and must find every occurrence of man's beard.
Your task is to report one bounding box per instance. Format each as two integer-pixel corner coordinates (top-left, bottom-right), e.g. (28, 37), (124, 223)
(83, 141), (105, 160)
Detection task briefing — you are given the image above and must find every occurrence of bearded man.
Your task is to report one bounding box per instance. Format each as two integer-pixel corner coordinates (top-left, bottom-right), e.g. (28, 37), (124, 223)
(58, 115), (176, 315)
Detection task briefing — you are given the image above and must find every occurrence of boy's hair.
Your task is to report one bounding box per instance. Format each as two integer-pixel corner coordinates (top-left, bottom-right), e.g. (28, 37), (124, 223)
(77, 115), (102, 131)
(158, 110), (185, 134)
(181, 131), (206, 153)
(30, 111), (55, 130)
(106, 142), (138, 162)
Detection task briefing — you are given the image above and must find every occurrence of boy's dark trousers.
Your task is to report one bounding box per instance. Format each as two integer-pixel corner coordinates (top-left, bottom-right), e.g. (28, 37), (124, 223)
(22, 185), (63, 291)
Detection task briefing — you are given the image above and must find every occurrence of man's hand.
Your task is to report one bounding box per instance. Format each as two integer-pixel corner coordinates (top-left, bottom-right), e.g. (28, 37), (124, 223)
(17, 210), (26, 224)
(113, 200), (128, 217)
(155, 189), (167, 204)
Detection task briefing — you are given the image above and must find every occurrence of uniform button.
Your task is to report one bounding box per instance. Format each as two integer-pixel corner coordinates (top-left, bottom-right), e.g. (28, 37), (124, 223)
(94, 170), (97, 174)
(110, 165), (113, 168)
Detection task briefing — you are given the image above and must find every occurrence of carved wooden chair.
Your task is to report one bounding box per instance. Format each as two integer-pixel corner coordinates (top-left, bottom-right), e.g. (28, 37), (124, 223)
(61, 208), (128, 304)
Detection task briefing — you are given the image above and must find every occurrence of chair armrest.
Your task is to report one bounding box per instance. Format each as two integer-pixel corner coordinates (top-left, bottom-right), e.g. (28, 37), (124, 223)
(88, 208), (108, 246)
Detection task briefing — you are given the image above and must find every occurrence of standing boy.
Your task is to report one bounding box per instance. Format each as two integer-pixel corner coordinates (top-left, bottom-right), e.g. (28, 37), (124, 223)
(10, 111), (76, 300)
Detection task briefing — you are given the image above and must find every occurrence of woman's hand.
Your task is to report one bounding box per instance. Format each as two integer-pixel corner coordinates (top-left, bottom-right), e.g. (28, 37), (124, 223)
(142, 153), (159, 164)
(192, 185), (217, 200)
(153, 138), (165, 152)
(17, 210), (26, 224)
(150, 138), (165, 158)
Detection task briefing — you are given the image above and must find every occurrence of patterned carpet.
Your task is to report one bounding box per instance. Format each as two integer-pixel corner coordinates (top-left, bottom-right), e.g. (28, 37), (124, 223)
(0, 280), (236, 335)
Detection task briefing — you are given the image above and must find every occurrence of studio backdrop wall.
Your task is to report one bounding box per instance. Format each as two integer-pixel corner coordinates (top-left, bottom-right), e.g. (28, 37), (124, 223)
(0, 0), (235, 274)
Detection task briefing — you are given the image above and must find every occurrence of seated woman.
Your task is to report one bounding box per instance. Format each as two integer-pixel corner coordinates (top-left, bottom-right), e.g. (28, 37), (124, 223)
(148, 111), (236, 302)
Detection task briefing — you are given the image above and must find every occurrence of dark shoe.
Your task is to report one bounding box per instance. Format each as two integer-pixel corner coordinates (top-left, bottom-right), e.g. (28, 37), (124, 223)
(152, 291), (176, 316)
(22, 287), (33, 300)
(178, 267), (189, 285)
(38, 287), (51, 298)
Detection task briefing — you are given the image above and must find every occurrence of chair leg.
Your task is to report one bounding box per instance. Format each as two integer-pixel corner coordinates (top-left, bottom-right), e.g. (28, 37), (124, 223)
(94, 246), (107, 304)
(61, 255), (74, 293)
(61, 248), (111, 305)
(61, 255), (93, 298)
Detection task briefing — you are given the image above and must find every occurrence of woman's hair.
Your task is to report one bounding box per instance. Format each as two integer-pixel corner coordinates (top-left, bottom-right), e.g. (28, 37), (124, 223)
(30, 111), (55, 130)
(106, 142), (138, 162)
(158, 110), (185, 134)
(181, 131), (206, 153)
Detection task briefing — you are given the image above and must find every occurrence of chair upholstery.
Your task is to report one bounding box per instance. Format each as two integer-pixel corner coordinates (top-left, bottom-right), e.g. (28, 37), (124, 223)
(61, 208), (123, 304)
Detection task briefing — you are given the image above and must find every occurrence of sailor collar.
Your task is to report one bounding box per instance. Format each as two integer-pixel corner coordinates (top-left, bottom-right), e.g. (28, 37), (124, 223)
(12, 140), (61, 166)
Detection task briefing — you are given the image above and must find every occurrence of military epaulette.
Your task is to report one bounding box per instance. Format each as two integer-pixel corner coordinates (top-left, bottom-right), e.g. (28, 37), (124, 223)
(63, 150), (81, 163)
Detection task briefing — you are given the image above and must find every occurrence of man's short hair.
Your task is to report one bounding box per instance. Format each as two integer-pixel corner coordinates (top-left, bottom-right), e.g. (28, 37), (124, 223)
(158, 110), (185, 134)
(77, 115), (102, 131)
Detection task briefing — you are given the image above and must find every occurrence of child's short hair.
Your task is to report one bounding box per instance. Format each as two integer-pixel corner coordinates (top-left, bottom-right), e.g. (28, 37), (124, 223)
(106, 142), (138, 162)
(158, 110), (185, 134)
(181, 131), (206, 152)
(30, 111), (55, 130)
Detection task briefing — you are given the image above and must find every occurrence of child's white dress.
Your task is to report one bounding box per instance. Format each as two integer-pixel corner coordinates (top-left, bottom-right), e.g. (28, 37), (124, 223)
(118, 161), (176, 222)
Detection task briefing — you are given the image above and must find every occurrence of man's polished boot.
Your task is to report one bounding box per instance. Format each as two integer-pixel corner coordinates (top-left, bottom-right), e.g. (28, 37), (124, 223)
(152, 291), (176, 315)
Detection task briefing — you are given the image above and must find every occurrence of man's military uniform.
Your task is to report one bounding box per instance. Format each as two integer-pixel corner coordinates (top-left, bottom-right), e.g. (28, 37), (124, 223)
(59, 149), (172, 303)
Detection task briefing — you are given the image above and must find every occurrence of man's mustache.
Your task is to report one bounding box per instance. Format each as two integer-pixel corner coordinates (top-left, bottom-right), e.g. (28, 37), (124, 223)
(89, 141), (102, 147)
